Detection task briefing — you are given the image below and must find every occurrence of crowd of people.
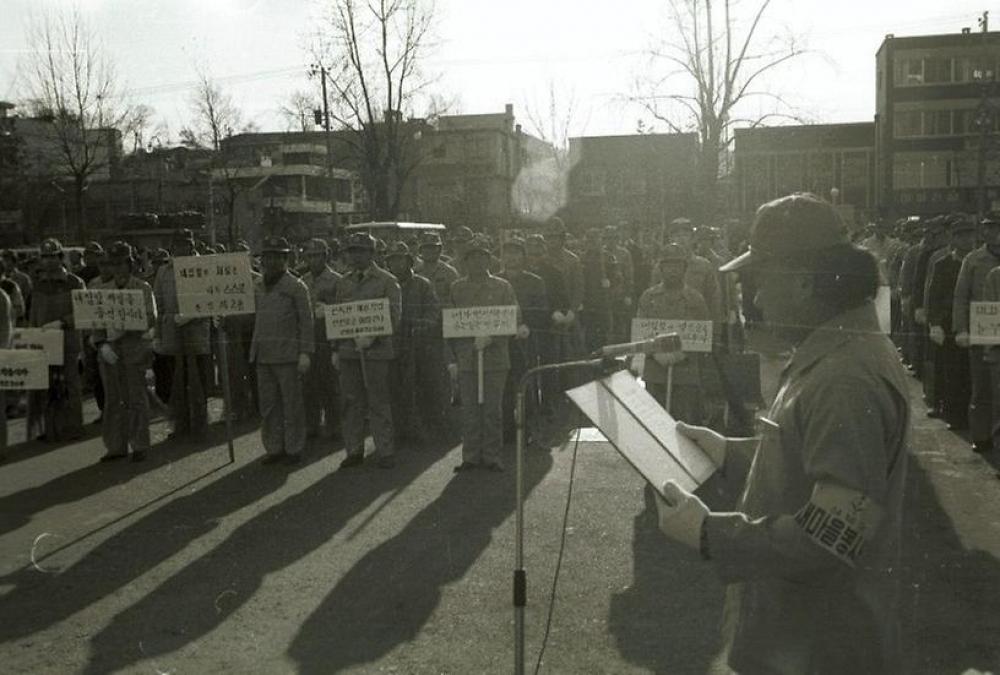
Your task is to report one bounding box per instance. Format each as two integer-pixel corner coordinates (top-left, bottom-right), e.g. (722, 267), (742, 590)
(0, 215), (743, 468)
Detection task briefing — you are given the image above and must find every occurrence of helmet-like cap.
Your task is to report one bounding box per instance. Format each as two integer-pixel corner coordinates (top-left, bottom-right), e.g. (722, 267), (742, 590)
(344, 232), (376, 251)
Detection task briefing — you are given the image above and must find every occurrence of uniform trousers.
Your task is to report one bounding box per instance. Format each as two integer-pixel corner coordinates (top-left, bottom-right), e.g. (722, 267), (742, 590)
(101, 360), (151, 456)
(940, 337), (970, 428)
(303, 341), (338, 437)
(171, 353), (211, 434)
(257, 362), (307, 457)
(339, 358), (394, 459)
(459, 369), (507, 466)
(152, 354), (174, 406)
(969, 347), (993, 445)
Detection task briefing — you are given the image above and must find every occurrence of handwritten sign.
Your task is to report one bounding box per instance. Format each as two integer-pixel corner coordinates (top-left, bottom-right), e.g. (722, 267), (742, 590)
(0, 350), (48, 390)
(442, 306), (519, 338)
(631, 318), (713, 353)
(970, 301), (1000, 346)
(325, 298), (393, 339)
(72, 289), (149, 331)
(10, 328), (63, 366)
(174, 253), (255, 317)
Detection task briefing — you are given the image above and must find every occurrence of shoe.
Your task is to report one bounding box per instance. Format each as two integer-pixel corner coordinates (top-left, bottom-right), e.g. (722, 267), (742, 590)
(484, 461), (505, 473)
(131, 451), (147, 463)
(99, 454), (127, 463)
(340, 454), (364, 468)
(283, 453), (303, 466)
(376, 456), (395, 469)
(261, 453), (287, 465)
(453, 461), (479, 473)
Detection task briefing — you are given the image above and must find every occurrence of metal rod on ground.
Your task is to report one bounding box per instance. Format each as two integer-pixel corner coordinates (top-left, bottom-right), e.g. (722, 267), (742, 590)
(217, 320), (235, 464)
(477, 348), (484, 404)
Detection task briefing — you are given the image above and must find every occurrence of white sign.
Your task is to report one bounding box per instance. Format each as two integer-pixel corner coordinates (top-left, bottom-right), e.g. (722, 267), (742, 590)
(567, 370), (715, 494)
(10, 328), (63, 366)
(631, 318), (713, 353)
(325, 298), (393, 340)
(970, 301), (1000, 346)
(72, 289), (149, 331)
(442, 305), (519, 338)
(0, 350), (48, 390)
(173, 253), (255, 317)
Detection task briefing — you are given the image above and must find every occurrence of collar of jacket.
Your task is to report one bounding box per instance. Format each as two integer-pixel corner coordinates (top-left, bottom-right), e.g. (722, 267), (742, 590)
(783, 301), (881, 379)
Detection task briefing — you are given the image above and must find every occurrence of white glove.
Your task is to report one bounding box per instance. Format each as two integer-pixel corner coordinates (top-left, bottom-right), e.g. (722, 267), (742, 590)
(929, 325), (945, 346)
(355, 336), (374, 350)
(565, 310), (576, 324)
(914, 308), (927, 325)
(99, 343), (119, 365)
(516, 324), (530, 340)
(675, 421), (727, 468)
(42, 320), (63, 329)
(174, 315), (192, 327)
(474, 335), (493, 351)
(447, 362), (458, 379)
(653, 351), (686, 367)
(297, 353), (311, 374)
(655, 480), (709, 552)
(551, 310), (566, 324)
(314, 303), (326, 320)
(956, 331), (971, 348)
(330, 351), (340, 369)
(601, 278), (611, 289)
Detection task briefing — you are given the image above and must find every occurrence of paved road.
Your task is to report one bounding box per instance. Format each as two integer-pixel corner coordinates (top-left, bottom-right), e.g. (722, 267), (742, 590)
(0, 377), (998, 674)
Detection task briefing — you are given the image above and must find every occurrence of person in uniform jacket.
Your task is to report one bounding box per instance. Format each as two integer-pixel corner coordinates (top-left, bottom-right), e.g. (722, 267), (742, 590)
(415, 232), (460, 304)
(926, 216), (977, 431)
(153, 229), (213, 440)
(250, 236), (314, 465)
(448, 236), (527, 473)
(301, 238), (341, 440)
(385, 241), (441, 445)
(525, 233), (571, 413)
(651, 218), (723, 323)
(1, 249), (33, 323)
(953, 216), (1000, 453)
(94, 242), (157, 462)
(661, 194), (911, 674)
(414, 231), (458, 425)
(636, 243), (711, 424)
(604, 225), (635, 343)
(333, 232), (402, 469)
(0, 285), (12, 459)
(29, 238), (85, 442)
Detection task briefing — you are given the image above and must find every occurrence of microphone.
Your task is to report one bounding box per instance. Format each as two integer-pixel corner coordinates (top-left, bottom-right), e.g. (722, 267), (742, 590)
(593, 333), (682, 358)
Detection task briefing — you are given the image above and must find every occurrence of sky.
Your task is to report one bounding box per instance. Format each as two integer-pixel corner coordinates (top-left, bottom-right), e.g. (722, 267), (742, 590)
(0, 0), (994, 144)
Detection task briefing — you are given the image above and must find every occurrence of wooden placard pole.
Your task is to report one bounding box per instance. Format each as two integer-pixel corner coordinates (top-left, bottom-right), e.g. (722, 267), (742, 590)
(217, 321), (236, 464)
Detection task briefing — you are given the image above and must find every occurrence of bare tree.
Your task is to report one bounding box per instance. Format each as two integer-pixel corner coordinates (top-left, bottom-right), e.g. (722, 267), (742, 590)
(20, 5), (135, 241)
(311, 0), (439, 221)
(279, 90), (320, 133)
(181, 70), (255, 243)
(631, 0), (808, 220)
(125, 104), (156, 154)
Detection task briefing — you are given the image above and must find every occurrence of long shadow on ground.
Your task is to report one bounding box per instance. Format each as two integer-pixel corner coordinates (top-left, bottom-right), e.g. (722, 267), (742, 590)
(81, 445), (451, 675)
(0, 441), (335, 647)
(287, 451), (555, 674)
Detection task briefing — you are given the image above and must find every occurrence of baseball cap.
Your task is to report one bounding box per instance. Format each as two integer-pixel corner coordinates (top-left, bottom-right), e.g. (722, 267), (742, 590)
(463, 235), (492, 258)
(303, 238), (329, 255)
(261, 236), (292, 254)
(107, 241), (134, 263)
(719, 193), (849, 273)
(385, 241), (412, 260)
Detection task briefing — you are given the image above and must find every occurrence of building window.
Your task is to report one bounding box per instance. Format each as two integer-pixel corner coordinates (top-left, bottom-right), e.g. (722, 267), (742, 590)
(894, 111), (922, 138)
(923, 57), (953, 84)
(578, 167), (604, 196)
(897, 58), (924, 85)
(925, 110), (952, 136)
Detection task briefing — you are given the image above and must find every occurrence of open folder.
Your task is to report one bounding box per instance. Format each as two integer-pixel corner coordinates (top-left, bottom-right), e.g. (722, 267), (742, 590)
(566, 370), (716, 495)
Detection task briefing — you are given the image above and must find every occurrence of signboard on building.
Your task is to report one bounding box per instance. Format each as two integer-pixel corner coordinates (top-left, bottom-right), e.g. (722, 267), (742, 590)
(173, 253), (255, 317)
(325, 298), (393, 340)
(10, 328), (63, 366)
(0, 350), (48, 390)
(442, 306), (519, 338)
(631, 318), (713, 353)
(970, 301), (1000, 346)
(71, 289), (149, 331)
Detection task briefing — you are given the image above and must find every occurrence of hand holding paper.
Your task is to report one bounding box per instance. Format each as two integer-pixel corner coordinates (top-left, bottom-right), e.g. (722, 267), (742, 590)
(956, 331), (971, 348)
(675, 421), (727, 468)
(516, 324), (530, 340)
(929, 325), (945, 346)
(655, 481), (709, 551)
(355, 336), (374, 350)
(654, 351), (686, 367)
(330, 351), (340, 369)
(99, 343), (119, 365)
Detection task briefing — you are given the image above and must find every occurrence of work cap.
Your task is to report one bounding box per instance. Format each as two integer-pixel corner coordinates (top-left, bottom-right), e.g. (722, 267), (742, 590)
(452, 226), (474, 243)
(667, 217), (694, 234)
(502, 237), (526, 255)
(174, 228), (196, 245)
(303, 238), (329, 255)
(385, 241), (412, 261)
(463, 235), (492, 258)
(980, 214), (1000, 228)
(261, 236), (292, 254)
(658, 243), (689, 263)
(545, 216), (568, 237)
(40, 238), (64, 256)
(525, 233), (546, 247)
(719, 193), (848, 273)
(84, 241), (104, 254)
(419, 232), (443, 248)
(950, 216), (977, 234)
(152, 248), (170, 263)
(107, 241), (134, 263)
(344, 232), (376, 251)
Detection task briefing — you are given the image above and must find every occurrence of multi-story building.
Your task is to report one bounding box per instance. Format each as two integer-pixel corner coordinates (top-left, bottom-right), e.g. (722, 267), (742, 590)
(875, 28), (1000, 218)
(404, 104), (556, 231)
(734, 123), (876, 227)
(563, 132), (699, 232)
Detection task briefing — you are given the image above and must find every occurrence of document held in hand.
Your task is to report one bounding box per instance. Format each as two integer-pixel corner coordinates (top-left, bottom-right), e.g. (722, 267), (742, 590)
(567, 370), (716, 495)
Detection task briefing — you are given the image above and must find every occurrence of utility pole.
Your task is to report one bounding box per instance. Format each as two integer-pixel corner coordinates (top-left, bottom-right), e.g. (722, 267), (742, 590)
(310, 63), (339, 236)
(975, 14), (994, 217)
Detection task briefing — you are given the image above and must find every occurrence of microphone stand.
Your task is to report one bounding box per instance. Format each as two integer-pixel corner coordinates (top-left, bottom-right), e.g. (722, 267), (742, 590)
(513, 354), (624, 675)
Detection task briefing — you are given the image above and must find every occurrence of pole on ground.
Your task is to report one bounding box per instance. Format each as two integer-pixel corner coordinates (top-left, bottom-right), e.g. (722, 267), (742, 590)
(217, 320), (235, 463)
(477, 348), (485, 404)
